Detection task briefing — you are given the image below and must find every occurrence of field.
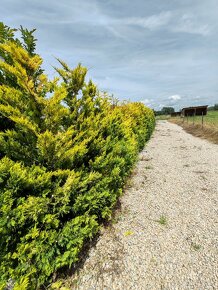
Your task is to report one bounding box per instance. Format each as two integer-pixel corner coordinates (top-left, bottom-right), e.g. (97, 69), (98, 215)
(181, 110), (218, 126)
(203, 110), (218, 125)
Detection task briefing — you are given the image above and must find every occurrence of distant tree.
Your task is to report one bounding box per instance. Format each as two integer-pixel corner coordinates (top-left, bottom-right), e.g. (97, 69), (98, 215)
(154, 110), (163, 116)
(208, 106), (214, 111)
(161, 107), (175, 115)
(214, 103), (218, 110)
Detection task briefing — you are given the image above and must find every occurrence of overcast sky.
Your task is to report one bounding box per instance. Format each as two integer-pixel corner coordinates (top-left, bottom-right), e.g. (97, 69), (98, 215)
(2, 0), (218, 110)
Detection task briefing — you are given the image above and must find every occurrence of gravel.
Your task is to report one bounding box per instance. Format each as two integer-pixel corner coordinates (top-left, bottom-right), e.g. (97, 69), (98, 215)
(70, 121), (218, 290)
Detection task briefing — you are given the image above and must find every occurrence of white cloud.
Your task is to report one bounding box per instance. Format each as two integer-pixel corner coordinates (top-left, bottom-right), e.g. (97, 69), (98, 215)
(141, 98), (154, 107)
(142, 98), (150, 104)
(121, 11), (172, 30)
(54, 8), (211, 39)
(172, 14), (211, 36)
(113, 12), (211, 37)
(168, 94), (181, 101)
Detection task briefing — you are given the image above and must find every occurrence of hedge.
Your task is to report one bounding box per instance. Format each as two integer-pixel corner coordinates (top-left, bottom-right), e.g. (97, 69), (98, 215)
(0, 23), (155, 289)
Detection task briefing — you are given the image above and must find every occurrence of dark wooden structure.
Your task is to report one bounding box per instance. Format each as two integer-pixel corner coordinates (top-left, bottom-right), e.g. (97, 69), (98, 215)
(181, 105), (208, 117)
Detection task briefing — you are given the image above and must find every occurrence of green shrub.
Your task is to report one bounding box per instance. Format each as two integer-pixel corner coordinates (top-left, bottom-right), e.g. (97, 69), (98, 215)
(0, 23), (155, 289)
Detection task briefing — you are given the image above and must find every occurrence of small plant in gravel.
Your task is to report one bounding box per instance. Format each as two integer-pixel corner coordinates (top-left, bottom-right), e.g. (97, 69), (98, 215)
(125, 179), (134, 188)
(156, 215), (167, 226)
(140, 156), (152, 161)
(183, 164), (190, 167)
(191, 243), (201, 251)
(111, 214), (123, 224)
(124, 230), (134, 236)
(145, 165), (153, 169)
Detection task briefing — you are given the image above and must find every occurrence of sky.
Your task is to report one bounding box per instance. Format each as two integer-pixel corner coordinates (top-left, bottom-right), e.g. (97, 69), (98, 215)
(1, 0), (218, 110)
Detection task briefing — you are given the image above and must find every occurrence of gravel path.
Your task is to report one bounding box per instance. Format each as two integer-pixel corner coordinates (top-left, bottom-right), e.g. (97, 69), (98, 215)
(71, 121), (218, 290)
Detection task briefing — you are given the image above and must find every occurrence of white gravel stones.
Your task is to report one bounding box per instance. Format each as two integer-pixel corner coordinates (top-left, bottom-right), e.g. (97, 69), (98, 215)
(70, 121), (218, 290)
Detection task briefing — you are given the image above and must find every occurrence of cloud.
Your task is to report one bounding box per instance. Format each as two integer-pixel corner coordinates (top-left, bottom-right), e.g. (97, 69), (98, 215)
(168, 95), (181, 101)
(46, 8), (211, 38)
(172, 14), (211, 36)
(120, 12), (172, 30)
(118, 12), (211, 36)
(1, 0), (217, 111)
(142, 98), (151, 104)
(141, 98), (155, 107)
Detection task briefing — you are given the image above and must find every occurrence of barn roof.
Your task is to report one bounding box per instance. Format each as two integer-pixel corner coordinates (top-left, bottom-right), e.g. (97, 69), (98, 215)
(182, 105), (208, 111)
(181, 105), (208, 116)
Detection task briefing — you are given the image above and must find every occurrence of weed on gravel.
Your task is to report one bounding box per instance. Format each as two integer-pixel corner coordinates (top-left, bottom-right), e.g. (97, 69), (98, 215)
(191, 243), (201, 251)
(145, 165), (153, 169)
(156, 215), (168, 226)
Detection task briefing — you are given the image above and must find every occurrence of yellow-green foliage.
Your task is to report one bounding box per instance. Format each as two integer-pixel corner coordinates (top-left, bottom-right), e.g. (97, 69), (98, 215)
(0, 23), (155, 289)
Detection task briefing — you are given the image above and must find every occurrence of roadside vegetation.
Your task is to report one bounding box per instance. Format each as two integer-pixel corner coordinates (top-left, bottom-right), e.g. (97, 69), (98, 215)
(0, 23), (155, 289)
(170, 110), (218, 144)
(189, 110), (218, 126)
(155, 114), (171, 121)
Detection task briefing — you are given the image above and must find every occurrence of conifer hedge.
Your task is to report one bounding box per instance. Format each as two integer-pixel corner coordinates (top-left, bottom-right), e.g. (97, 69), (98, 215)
(0, 23), (155, 289)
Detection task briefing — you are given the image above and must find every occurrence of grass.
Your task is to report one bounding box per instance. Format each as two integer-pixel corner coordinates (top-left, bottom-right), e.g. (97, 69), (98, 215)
(156, 114), (171, 120)
(188, 110), (218, 126)
(191, 242), (201, 251)
(111, 214), (123, 224)
(156, 215), (167, 226)
(172, 110), (218, 126)
(124, 230), (134, 237)
(170, 110), (218, 144)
